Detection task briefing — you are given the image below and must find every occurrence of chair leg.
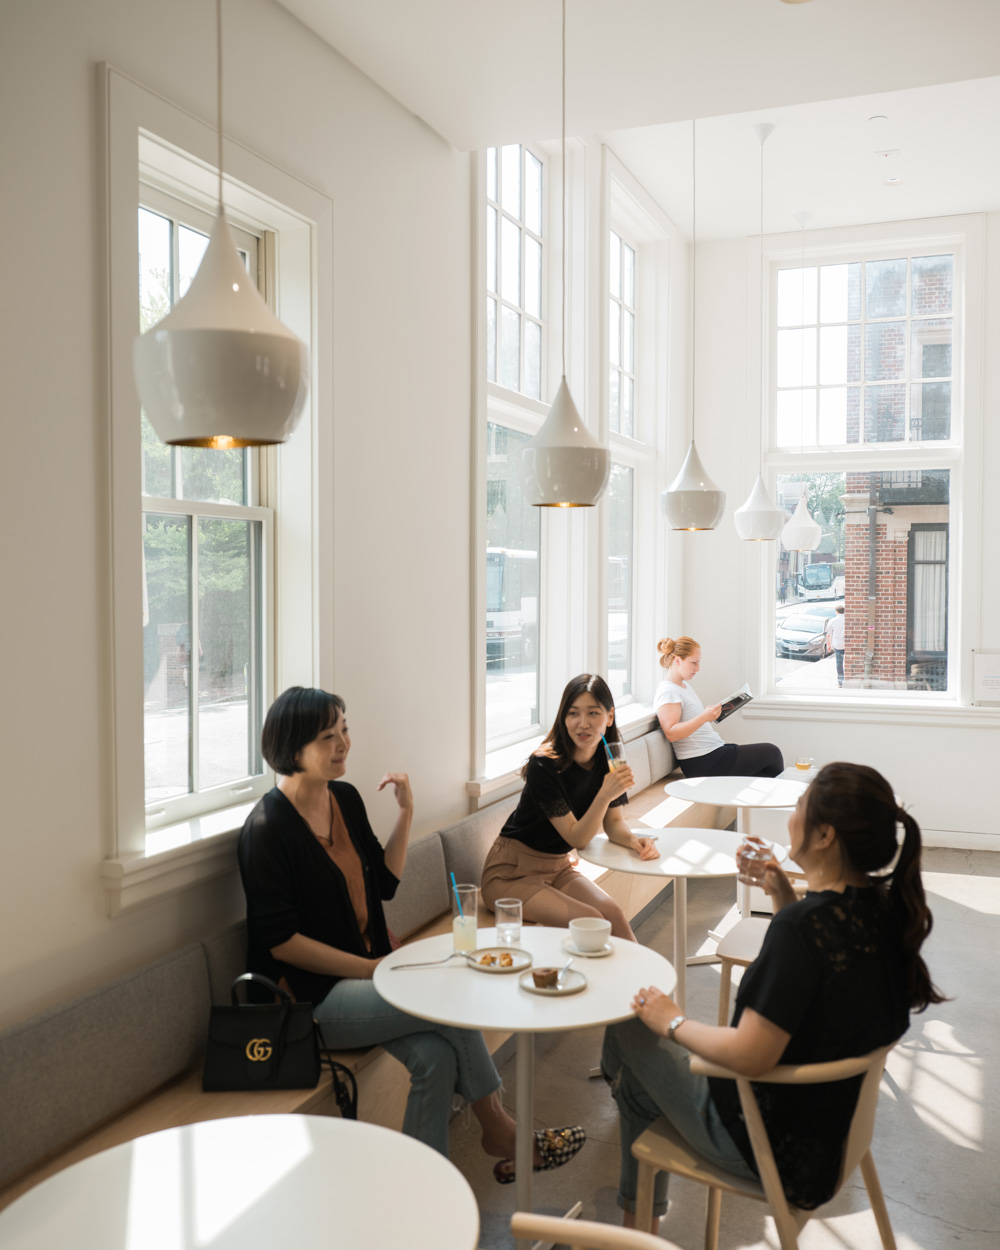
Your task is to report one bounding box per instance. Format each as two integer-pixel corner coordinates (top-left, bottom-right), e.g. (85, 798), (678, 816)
(770, 1204), (801, 1250)
(860, 1151), (897, 1250)
(635, 1159), (656, 1232)
(717, 960), (733, 1026)
(704, 1186), (721, 1250)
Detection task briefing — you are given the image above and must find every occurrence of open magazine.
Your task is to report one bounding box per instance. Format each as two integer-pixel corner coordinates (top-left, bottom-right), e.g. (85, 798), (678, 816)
(716, 682), (754, 724)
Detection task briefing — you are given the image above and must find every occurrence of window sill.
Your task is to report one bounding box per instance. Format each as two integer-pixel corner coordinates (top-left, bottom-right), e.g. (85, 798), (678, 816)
(100, 801), (255, 916)
(745, 695), (1000, 729)
(469, 705), (658, 803)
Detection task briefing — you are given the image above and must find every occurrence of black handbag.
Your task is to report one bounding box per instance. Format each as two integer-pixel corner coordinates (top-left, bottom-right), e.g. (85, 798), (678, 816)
(203, 973), (321, 1092)
(202, 974), (360, 1119)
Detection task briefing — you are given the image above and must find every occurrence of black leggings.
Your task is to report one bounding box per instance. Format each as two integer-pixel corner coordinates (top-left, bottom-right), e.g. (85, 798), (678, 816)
(680, 742), (784, 779)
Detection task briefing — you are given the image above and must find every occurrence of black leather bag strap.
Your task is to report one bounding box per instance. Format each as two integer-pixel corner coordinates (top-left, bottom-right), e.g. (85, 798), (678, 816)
(320, 1051), (358, 1120)
(230, 972), (292, 1007)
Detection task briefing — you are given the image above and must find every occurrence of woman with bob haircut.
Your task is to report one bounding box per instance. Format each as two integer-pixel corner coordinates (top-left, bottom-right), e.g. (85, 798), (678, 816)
(654, 635), (783, 777)
(238, 687), (585, 1180)
(481, 674), (659, 941)
(602, 761), (945, 1229)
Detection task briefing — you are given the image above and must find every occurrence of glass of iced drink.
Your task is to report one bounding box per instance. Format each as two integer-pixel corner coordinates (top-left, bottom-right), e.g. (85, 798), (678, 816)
(737, 841), (772, 886)
(452, 884), (479, 951)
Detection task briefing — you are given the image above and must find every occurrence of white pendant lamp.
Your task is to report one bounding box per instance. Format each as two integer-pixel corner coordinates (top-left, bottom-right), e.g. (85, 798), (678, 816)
(780, 209), (822, 552)
(781, 492), (822, 551)
(662, 118), (724, 530)
(518, 0), (609, 507)
(734, 122), (786, 541)
(133, 0), (308, 448)
(735, 473), (786, 540)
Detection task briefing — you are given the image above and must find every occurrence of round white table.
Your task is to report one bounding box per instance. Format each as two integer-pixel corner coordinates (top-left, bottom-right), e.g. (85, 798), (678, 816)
(665, 774), (807, 913)
(579, 829), (750, 1012)
(375, 925), (676, 1247)
(0, 1114), (479, 1250)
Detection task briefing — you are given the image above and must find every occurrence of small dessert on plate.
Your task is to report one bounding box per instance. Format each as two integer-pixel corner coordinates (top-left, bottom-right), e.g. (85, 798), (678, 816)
(532, 967), (559, 989)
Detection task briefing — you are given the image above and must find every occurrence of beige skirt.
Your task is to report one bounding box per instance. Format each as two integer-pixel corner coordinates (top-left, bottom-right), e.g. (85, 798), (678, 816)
(480, 836), (582, 910)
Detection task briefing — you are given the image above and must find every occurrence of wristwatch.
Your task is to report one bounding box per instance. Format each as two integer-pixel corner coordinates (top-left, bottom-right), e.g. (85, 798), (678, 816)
(666, 1014), (687, 1042)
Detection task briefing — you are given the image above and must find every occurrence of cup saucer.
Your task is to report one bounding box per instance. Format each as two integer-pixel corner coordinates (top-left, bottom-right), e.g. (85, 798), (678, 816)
(561, 936), (614, 959)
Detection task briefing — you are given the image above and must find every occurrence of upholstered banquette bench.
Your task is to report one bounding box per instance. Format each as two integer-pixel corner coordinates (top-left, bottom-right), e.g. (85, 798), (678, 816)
(0, 728), (733, 1209)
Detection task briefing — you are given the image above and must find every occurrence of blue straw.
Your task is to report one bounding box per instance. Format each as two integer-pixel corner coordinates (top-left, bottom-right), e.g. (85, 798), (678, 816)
(450, 871), (464, 918)
(601, 734), (615, 764)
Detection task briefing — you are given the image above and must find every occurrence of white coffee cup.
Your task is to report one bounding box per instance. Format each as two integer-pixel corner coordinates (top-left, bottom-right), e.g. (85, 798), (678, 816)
(569, 916), (612, 953)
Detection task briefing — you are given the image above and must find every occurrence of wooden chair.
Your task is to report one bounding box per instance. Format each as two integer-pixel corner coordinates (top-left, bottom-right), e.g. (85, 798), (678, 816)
(632, 1046), (897, 1250)
(715, 917), (770, 1024)
(510, 1212), (680, 1249)
(716, 876), (808, 1024)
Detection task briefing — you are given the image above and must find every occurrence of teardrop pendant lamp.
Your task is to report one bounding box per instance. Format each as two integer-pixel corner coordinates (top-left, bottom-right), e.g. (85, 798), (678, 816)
(662, 119), (725, 530)
(133, 0), (308, 447)
(780, 210), (822, 552)
(734, 122), (786, 541)
(518, 0), (609, 507)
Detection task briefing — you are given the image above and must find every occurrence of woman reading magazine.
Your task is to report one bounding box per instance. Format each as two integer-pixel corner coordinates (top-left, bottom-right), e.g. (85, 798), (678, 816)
(654, 635), (783, 777)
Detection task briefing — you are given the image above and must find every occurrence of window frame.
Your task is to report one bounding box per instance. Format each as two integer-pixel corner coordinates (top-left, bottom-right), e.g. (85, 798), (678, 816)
(600, 149), (673, 712)
(485, 143), (546, 401)
(744, 214), (984, 716)
(102, 65), (332, 910)
(137, 186), (274, 830)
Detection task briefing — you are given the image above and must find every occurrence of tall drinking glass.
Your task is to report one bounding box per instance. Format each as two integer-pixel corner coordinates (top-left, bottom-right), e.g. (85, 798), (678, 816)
(606, 741), (627, 771)
(494, 898), (522, 946)
(452, 884), (479, 952)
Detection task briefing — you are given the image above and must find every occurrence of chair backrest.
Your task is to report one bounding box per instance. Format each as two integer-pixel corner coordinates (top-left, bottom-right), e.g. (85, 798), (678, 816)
(722, 1046), (893, 1221)
(511, 1213), (678, 1250)
(838, 1046), (892, 1185)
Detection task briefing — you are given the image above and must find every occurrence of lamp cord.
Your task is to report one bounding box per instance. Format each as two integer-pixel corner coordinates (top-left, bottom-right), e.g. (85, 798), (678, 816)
(561, 0), (566, 381)
(759, 131), (765, 476)
(217, 0), (223, 212)
(691, 117), (696, 442)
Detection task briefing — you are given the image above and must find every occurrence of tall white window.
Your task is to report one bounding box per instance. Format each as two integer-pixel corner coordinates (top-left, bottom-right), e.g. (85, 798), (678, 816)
(138, 191), (272, 824)
(486, 424), (541, 745)
(770, 249), (958, 695)
(607, 463), (634, 700)
(486, 145), (544, 399)
(105, 67), (330, 903)
(609, 232), (637, 437)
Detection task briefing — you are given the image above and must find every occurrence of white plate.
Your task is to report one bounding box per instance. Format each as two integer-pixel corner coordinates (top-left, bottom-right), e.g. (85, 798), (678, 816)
(518, 968), (588, 996)
(562, 937), (614, 959)
(467, 947), (532, 974)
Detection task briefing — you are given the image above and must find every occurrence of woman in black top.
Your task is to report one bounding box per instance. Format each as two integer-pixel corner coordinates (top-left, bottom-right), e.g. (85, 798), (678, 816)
(602, 761), (944, 1227)
(481, 674), (659, 940)
(239, 687), (585, 1178)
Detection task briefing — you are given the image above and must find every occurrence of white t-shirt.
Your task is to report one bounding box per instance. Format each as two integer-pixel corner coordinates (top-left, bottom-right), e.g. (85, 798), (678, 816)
(826, 613), (846, 649)
(653, 678), (726, 760)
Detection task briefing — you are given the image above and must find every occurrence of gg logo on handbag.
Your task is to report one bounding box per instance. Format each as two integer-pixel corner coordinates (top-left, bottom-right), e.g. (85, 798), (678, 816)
(245, 1037), (273, 1062)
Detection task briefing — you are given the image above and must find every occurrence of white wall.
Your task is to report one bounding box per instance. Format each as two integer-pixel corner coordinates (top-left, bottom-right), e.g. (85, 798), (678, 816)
(682, 223), (1000, 840)
(0, 0), (473, 1028)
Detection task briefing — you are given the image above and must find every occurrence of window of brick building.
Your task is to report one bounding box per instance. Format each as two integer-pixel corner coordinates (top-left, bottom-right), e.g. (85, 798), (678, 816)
(771, 248), (957, 696)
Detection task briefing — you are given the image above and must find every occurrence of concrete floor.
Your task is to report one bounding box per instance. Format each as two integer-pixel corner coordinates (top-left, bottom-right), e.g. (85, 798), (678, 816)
(449, 847), (1000, 1249)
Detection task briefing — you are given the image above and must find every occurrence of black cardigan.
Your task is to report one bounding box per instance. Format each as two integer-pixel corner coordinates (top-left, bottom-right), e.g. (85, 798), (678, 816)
(237, 782), (400, 1004)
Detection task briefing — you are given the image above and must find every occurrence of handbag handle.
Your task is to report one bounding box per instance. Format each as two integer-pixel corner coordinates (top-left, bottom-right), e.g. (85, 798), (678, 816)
(230, 972), (293, 1007)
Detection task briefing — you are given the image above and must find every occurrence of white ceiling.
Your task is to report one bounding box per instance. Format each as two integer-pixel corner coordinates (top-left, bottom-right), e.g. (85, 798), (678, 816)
(275, 0), (1000, 237)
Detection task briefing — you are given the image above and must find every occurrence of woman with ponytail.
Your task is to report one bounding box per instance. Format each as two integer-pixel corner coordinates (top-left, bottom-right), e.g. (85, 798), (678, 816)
(654, 635), (783, 777)
(603, 762), (944, 1228)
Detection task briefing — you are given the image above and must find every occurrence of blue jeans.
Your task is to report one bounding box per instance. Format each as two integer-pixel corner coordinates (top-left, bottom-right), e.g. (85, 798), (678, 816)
(602, 1018), (757, 1215)
(314, 977), (501, 1158)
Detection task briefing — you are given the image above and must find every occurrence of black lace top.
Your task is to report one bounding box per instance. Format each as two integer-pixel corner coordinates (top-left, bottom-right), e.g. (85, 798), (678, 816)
(498, 753), (628, 855)
(709, 886), (910, 1209)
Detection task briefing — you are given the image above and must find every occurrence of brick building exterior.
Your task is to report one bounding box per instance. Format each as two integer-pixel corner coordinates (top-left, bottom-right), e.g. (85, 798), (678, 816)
(841, 470), (949, 689)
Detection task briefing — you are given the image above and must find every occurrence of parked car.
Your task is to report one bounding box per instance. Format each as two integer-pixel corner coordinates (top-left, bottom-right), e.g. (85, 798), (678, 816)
(775, 612), (834, 660)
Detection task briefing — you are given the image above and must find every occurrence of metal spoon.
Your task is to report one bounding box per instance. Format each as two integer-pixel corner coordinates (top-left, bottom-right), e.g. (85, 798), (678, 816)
(557, 957), (574, 987)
